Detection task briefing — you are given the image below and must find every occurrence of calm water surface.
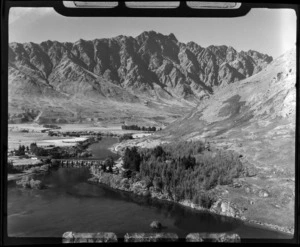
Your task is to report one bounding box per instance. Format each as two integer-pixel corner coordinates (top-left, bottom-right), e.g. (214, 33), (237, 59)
(7, 137), (292, 239)
(7, 168), (292, 239)
(86, 137), (119, 160)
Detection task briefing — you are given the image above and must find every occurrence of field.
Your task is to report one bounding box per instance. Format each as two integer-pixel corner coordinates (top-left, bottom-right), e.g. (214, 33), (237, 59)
(8, 130), (83, 151)
(8, 123), (156, 152)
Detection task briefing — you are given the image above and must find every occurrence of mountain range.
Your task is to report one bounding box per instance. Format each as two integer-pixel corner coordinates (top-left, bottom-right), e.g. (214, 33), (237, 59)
(8, 31), (272, 124)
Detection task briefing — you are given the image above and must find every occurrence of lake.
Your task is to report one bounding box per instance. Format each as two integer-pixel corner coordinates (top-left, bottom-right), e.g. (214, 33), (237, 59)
(7, 167), (292, 239)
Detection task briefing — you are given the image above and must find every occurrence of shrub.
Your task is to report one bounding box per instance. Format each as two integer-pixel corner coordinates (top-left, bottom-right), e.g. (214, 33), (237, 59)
(104, 156), (114, 173)
(16, 176), (47, 189)
(121, 169), (132, 178)
(119, 134), (133, 142)
(199, 193), (215, 209)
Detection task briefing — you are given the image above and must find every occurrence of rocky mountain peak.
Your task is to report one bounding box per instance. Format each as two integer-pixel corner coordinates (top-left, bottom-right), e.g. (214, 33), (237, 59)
(168, 32), (178, 42)
(8, 31), (273, 113)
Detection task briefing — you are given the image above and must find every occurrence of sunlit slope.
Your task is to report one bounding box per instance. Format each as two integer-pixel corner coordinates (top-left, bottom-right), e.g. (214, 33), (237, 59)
(161, 48), (296, 230)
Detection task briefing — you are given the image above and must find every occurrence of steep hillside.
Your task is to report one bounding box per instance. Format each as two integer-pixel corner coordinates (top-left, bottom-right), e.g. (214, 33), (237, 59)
(164, 48), (295, 139)
(160, 48), (296, 232)
(8, 31), (272, 124)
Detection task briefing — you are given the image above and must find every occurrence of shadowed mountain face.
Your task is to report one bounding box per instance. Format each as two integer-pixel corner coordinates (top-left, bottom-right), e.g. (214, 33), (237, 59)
(8, 31), (272, 124)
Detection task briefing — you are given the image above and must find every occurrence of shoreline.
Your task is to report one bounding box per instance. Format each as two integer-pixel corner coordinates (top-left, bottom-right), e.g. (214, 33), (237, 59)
(8, 160), (294, 237)
(88, 171), (294, 237)
(106, 141), (294, 237)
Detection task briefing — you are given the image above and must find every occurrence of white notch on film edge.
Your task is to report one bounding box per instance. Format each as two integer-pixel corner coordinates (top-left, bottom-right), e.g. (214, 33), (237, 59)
(63, 1), (119, 8)
(63, 1), (241, 9)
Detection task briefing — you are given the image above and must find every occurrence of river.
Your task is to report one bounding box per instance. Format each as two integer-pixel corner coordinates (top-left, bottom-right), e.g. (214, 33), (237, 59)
(86, 136), (120, 160)
(7, 137), (292, 240)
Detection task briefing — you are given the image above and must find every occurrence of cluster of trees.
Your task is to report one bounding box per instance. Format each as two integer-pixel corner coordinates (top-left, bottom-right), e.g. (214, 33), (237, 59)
(43, 124), (61, 129)
(13, 143), (52, 157)
(62, 132), (80, 137)
(14, 145), (28, 156)
(162, 141), (206, 158)
(12, 138), (96, 159)
(103, 156), (114, 173)
(123, 147), (141, 171)
(121, 125), (157, 131)
(28, 143), (73, 158)
(29, 143), (49, 156)
(122, 141), (244, 208)
(119, 133), (133, 142)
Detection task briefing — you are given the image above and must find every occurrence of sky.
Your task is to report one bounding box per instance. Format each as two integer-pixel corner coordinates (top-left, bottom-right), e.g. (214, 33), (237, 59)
(9, 7), (297, 58)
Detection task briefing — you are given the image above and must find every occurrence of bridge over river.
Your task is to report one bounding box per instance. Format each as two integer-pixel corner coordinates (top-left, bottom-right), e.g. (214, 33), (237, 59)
(12, 158), (120, 172)
(55, 159), (104, 167)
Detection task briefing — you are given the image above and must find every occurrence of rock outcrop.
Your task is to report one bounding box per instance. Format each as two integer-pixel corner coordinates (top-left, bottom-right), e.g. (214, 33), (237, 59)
(210, 199), (244, 219)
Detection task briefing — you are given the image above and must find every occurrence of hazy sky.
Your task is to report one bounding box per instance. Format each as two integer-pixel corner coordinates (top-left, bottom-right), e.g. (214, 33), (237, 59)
(9, 7), (296, 58)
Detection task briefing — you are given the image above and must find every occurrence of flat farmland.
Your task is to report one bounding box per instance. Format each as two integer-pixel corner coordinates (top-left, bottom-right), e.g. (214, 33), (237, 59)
(8, 131), (85, 151)
(8, 123), (153, 151)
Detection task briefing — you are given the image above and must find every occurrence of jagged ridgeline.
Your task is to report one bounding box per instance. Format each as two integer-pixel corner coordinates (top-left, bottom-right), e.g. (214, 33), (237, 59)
(8, 31), (272, 123)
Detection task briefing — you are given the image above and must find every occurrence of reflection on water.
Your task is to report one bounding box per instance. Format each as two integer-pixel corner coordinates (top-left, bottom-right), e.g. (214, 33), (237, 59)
(7, 168), (292, 239)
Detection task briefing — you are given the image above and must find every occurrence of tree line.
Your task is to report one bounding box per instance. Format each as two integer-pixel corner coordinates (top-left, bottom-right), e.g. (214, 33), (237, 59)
(119, 133), (134, 142)
(121, 125), (157, 131)
(11, 142), (91, 159)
